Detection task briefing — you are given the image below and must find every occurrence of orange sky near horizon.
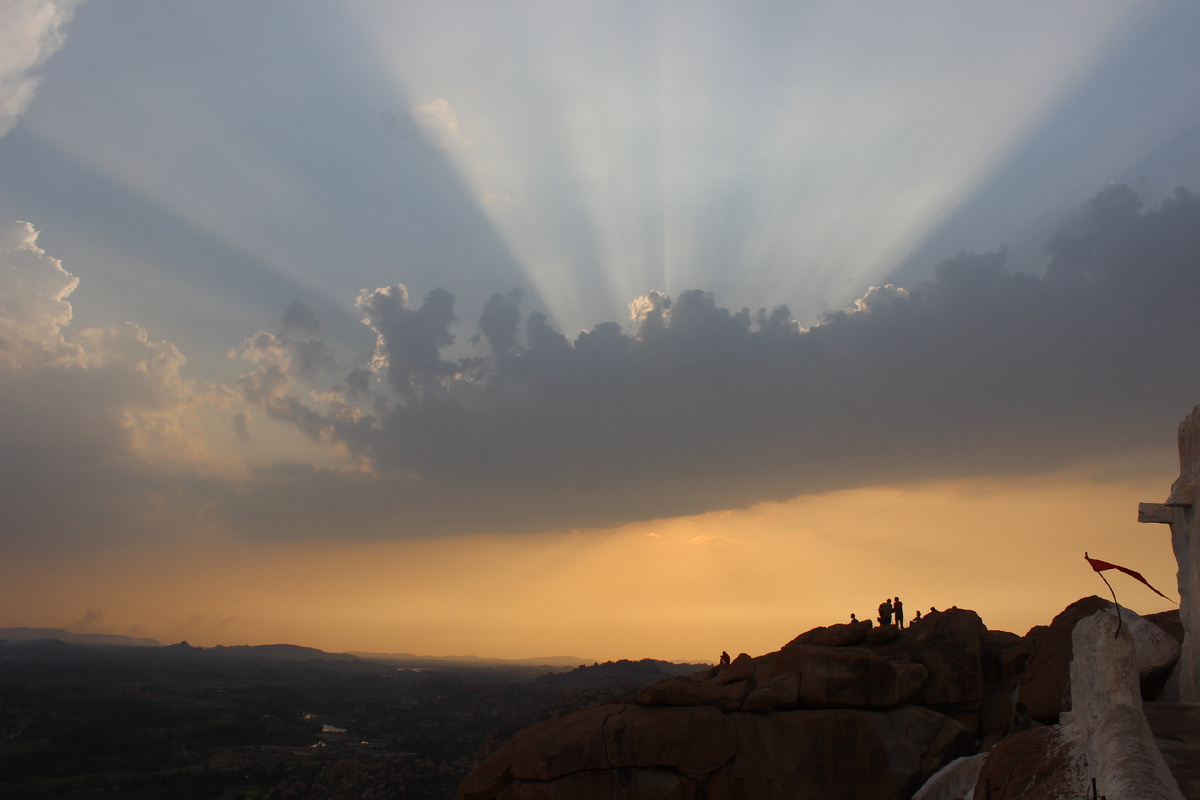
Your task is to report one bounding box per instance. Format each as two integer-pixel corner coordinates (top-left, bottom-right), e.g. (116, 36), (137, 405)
(2, 449), (1182, 664)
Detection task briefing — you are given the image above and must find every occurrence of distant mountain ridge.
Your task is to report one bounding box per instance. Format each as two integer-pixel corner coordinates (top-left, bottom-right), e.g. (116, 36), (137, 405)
(203, 643), (357, 661)
(350, 651), (592, 667)
(0, 628), (597, 666)
(0, 627), (162, 647)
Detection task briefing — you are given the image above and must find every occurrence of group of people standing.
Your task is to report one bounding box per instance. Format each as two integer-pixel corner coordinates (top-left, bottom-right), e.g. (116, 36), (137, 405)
(877, 596), (904, 628)
(848, 596), (913, 629)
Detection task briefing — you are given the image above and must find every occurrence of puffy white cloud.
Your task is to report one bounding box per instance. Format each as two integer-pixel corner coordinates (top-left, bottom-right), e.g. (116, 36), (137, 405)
(0, 220), (240, 552)
(0, 0), (83, 138)
(0, 220), (79, 366)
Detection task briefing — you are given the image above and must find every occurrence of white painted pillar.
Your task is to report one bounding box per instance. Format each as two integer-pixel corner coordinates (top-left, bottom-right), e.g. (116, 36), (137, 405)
(1138, 404), (1200, 702)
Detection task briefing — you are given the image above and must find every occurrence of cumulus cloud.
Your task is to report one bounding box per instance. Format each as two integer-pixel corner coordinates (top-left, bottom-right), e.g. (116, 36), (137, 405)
(0, 221), (238, 553)
(216, 185), (1200, 540)
(7, 185), (1200, 549)
(231, 328), (367, 450)
(355, 283), (457, 397)
(0, 0), (84, 138)
(0, 220), (78, 366)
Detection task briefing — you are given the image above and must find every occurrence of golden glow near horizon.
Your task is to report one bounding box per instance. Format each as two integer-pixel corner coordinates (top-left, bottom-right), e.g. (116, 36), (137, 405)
(2, 455), (1179, 663)
(4, 2), (1200, 681)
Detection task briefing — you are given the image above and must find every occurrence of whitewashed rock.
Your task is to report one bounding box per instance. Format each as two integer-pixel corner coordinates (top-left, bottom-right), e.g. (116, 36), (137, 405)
(912, 753), (987, 800)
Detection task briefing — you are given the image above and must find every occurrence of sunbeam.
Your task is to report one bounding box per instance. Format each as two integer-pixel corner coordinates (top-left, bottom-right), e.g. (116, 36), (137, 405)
(353, 2), (1140, 332)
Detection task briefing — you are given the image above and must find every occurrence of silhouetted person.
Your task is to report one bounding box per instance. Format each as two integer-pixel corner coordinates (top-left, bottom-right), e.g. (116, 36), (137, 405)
(719, 651), (730, 667)
(912, 610), (922, 623)
(878, 599), (893, 626)
(893, 597), (904, 629)
(850, 613), (857, 623)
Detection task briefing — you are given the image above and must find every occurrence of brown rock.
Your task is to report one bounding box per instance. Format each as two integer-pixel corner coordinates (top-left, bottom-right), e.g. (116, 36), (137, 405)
(1018, 595), (1111, 723)
(872, 705), (976, 791)
(981, 630), (1027, 683)
(741, 686), (780, 713)
(711, 710), (900, 800)
(714, 652), (754, 685)
(974, 726), (1084, 800)
(704, 707), (971, 800)
(636, 674), (748, 712)
(461, 704), (735, 799)
(603, 705), (735, 778)
(787, 619), (873, 648)
(756, 645), (928, 710)
(506, 703), (620, 781)
(1146, 609), (1184, 644)
(758, 672), (801, 706)
(978, 679), (1018, 750)
(866, 607), (989, 708)
(997, 637), (1034, 682)
(459, 704), (623, 800)
(501, 768), (698, 800)
(868, 625), (902, 644)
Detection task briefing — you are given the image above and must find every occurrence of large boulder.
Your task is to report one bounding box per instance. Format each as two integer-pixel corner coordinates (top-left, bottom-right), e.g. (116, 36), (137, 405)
(482, 703), (617, 786)
(981, 629), (1029, 683)
(870, 706), (976, 792)
(1018, 596), (1112, 723)
(636, 674), (748, 712)
(459, 705), (973, 800)
(602, 705), (736, 779)
(689, 707), (969, 800)
(460, 703), (734, 800)
(974, 726), (1085, 800)
(864, 607), (989, 709)
(756, 645), (928, 710)
(787, 619), (873, 648)
(639, 644), (927, 714)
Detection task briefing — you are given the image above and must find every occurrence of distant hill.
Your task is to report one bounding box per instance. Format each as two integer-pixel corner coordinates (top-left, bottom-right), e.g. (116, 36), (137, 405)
(0, 627), (162, 647)
(0, 630), (602, 667)
(205, 643), (358, 662)
(350, 651), (592, 668)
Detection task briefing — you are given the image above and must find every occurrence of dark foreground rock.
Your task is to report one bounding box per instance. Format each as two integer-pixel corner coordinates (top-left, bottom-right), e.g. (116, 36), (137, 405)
(973, 726), (1082, 800)
(1018, 596), (1113, 723)
(459, 703), (972, 800)
(457, 598), (1182, 800)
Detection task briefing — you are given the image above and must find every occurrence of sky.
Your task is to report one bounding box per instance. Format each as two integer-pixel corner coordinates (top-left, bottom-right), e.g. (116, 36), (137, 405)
(2, 0), (1200, 662)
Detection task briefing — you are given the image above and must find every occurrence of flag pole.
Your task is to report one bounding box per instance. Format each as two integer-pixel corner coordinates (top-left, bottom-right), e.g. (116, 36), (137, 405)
(1085, 552), (1122, 639)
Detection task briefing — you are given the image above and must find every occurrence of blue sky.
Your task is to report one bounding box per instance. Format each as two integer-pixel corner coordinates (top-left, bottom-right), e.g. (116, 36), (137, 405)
(6, 2), (1199, 374)
(2, 1), (1199, 657)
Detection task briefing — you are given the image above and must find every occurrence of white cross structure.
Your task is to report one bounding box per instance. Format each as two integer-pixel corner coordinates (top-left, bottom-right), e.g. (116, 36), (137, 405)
(1138, 404), (1200, 702)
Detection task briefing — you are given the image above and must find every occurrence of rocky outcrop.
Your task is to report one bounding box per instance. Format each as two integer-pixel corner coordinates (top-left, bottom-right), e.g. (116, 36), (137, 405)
(1018, 595), (1112, 723)
(974, 726), (1084, 800)
(912, 753), (987, 800)
(457, 599), (1184, 800)
(460, 704), (972, 800)
(786, 619), (873, 648)
(459, 612), (988, 800)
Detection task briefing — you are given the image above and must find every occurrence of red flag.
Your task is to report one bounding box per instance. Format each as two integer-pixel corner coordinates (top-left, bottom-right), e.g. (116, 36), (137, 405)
(1085, 553), (1172, 601)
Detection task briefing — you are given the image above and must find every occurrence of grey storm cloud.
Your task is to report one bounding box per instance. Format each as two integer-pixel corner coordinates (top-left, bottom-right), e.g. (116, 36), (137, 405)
(219, 185), (1200, 540)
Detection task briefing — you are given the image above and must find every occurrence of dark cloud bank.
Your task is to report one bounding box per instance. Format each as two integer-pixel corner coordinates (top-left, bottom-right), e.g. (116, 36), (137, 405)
(226, 185), (1200, 539)
(4, 185), (1200, 547)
